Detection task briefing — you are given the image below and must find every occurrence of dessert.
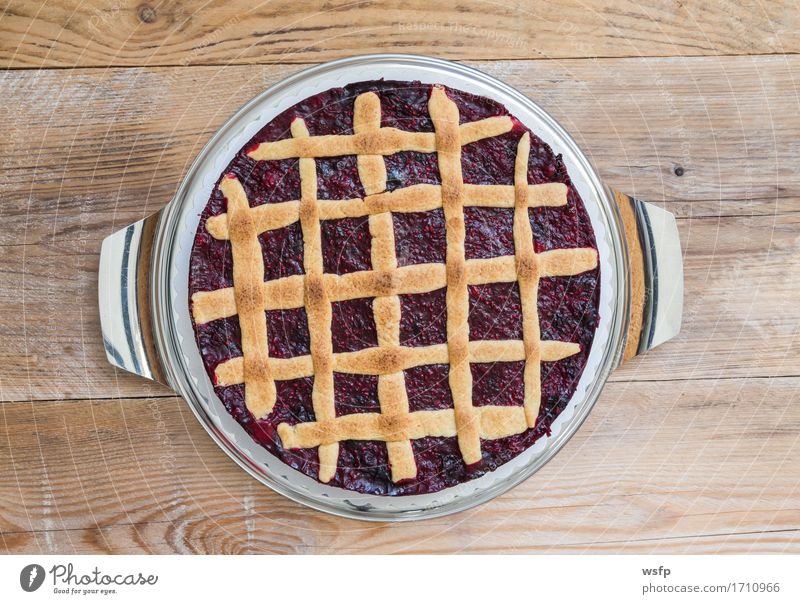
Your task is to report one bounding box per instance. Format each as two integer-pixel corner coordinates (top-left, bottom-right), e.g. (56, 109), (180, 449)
(189, 80), (600, 495)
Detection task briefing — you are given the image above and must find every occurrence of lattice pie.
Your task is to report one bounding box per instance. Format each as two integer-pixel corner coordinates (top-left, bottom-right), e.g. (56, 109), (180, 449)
(189, 80), (600, 495)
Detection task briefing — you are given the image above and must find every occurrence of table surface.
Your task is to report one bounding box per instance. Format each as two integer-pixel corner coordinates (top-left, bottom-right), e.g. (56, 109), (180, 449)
(1, 0), (799, 554)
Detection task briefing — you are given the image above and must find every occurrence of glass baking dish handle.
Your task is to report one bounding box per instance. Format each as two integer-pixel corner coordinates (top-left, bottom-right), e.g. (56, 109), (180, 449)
(98, 192), (682, 380)
(611, 189), (684, 364)
(98, 209), (172, 386)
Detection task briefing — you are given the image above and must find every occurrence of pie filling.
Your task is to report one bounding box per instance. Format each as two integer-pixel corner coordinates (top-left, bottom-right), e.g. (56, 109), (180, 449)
(189, 80), (600, 496)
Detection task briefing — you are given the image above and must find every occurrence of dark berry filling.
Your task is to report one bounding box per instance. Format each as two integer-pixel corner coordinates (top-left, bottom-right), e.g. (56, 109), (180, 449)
(320, 217), (372, 275)
(399, 288), (448, 347)
(472, 362), (525, 407)
(334, 373), (380, 416)
(331, 298), (378, 353)
(405, 364), (453, 412)
(258, 223), (304, 281)
(386, 152), (440, 191)
(266, 308), (310, 359)
(189, 80), (600, 496)
(393, 208), (447, 266)
(468, 282), (523, 341)
(317, 156), (365, 200)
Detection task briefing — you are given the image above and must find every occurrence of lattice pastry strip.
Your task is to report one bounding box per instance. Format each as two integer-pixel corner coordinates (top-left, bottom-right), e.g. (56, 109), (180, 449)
(247, 115), (513, 160)
(219, 175), (276, 419)
(513, 132), (543, 427)
(193, 249), (598, 325)
(429, 86), (482, 465)
(293, 118), (339, 482)
(355, 91), (417, 482)
(204, 182), (569, 241)
(214, 340), (584, 386)
(193, 86), (599, 485)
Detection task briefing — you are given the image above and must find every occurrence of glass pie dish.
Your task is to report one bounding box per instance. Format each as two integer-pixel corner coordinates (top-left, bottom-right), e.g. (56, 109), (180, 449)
(98, 54), (683, 520)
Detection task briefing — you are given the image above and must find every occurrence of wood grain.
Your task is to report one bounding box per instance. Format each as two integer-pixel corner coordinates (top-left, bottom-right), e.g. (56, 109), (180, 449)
(2, 0), (798, 69)
(1, 374), (798, 553)
(1, 56), (798, 396)
(2, 55), (799, 253)
(2, 210), (797, 402)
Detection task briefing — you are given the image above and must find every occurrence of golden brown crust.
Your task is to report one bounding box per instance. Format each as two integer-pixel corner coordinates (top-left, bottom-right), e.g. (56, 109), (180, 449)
(460, 116), (514, 145)
(277, 405), (532, 450)
(201, 181), (567, 241)
(512, 133), (543, 427)
(214, 339), (582, 386)
(206, 200), (300, 240)
(215, 355), (313, 386)
(220, 176), (276, 419)
(429, 86), (482, 466)
(365, 184), (442, 214)
(247, 116), (513, 161)
(527, 182), (569, 207)
(354, 91), (416, 481)
(353, 92), (388, 197)
(292, 118), (339, 482)
(192, 249), (598, 327)
(193, 87), (600, 485)
(538, 248), (598, 277)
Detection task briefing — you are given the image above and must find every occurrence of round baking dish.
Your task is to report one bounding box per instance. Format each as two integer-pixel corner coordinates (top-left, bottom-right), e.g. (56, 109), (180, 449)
(98, 54), (683, 521)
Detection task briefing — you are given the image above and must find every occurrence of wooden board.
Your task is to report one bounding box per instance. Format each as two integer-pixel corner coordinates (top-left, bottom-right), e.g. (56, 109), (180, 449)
(2, 0), (798, 69)
(1, 375), (798, 553)
(2, 2), (799, 554)
(3, 55), (800, 256)
(2, 210), (798, 402)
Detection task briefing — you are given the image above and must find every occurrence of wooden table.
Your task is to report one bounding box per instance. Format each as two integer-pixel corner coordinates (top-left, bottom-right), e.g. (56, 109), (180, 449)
(2, 0), (799, 554)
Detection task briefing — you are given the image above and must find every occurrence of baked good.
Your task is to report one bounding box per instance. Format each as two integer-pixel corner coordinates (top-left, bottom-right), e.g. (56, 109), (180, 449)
(189, 80), (600, 495)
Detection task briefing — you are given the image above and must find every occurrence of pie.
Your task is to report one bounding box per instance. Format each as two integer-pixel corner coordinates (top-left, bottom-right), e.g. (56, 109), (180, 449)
(188, 80), (600, 496)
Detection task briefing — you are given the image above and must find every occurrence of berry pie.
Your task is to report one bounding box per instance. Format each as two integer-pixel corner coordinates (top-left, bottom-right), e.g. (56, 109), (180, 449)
(189, 80), (600, 496)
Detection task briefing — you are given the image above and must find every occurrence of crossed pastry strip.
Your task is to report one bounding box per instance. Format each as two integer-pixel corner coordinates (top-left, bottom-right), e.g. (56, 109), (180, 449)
(192, 86), (598, 483)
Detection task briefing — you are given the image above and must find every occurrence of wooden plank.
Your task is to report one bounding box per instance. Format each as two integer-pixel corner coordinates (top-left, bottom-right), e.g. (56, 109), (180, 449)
(2, 55), (799, 252)
(5, 524), (799, 554)
(2, 376), (798, 553)
(611, 211), (800, 383)
(2, 0), (798, 69)
(1, 0), (796, 561)
(1, 58), (798, 399)
(0, 239), (173, 402)
(1, 211), (797, 402)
